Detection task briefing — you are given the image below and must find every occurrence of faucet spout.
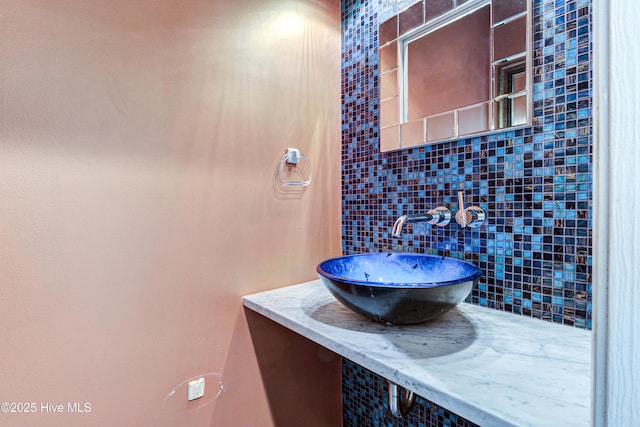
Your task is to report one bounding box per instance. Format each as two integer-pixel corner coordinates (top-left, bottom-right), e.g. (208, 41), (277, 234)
(391, 213), (435, 237)
(392, 215), (409, 237)
(391, 207), (452, 237)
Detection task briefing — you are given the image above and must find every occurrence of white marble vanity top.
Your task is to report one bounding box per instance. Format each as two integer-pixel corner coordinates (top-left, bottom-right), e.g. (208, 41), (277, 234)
(243, 280), (591, 427)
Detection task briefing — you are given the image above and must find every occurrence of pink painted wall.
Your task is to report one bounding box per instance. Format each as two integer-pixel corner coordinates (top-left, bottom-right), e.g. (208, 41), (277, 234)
(0, 0), (341, 425)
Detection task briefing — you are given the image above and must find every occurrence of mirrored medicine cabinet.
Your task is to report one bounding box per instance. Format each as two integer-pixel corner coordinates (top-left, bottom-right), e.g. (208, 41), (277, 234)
(379, 0), (530, 151)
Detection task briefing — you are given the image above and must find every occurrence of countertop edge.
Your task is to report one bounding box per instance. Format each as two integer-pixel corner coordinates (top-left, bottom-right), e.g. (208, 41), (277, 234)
(242, 280), (591, 427)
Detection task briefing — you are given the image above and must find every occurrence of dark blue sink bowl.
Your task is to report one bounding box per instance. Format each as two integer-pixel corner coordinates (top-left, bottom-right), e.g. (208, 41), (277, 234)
(316, 253), (482, 325)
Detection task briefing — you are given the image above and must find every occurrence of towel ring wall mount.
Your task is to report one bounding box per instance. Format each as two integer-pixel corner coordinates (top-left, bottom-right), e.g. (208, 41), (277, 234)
(278, 148), (312, 188)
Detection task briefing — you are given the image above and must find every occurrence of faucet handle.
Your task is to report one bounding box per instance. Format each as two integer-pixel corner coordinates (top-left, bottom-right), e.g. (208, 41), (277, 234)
(456, 206), (486, 228)
(456, 191), (467, 227)
(455, 190), (486, 228)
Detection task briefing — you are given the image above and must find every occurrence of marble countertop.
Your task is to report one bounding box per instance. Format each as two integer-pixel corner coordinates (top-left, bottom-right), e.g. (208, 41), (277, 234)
(243, 280), (591, 427)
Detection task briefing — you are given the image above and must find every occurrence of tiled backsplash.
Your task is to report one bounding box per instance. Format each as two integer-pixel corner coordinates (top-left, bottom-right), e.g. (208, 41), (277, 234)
(341, 0), (592, 423)
(341, 0), (592, 329)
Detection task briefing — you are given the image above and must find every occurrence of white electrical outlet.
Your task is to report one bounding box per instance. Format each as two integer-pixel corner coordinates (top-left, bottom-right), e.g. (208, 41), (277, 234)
(187, 377), (205, 401)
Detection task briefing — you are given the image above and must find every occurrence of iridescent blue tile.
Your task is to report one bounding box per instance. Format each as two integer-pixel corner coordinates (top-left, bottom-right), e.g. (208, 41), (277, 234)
(341, 0), (592, 419)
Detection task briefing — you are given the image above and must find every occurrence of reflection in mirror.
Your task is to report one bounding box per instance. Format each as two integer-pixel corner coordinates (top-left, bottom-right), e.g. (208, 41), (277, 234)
(493, 16), (527, 60)
(427, 112), (455, 143)
(401, 119), (426, 148)
(406, 5), (490, 120)
(399, 2), (425, 35)
(458, 103), (490, 136)
(492, 0), (526, 23)
(426, 0), (455, 20)
(379, 40), (397, 72)
(378, 0), (531, 151)
(379, 15), (398, 45)
(380, 126), (400, 152)
(381, 97), (400, 128)
(495, 59), (526, 127)
(495, 94), (527, 128)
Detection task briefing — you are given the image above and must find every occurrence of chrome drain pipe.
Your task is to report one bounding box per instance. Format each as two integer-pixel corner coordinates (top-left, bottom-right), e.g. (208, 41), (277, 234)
(388, 381), (416, 418)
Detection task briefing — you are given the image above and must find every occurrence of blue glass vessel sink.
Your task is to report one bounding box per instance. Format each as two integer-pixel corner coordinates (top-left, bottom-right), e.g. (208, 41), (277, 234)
(316, 253), (482, 325)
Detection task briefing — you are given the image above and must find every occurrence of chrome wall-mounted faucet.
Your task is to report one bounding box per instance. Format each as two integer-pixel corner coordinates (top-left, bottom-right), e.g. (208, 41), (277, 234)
(392, 191), (486, 238)
(455, 190), (486, 228)
(391, 206), (451, 237)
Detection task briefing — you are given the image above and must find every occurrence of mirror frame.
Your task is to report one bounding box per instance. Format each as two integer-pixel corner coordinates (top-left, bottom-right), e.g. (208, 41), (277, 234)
(379, 0), (532, 152)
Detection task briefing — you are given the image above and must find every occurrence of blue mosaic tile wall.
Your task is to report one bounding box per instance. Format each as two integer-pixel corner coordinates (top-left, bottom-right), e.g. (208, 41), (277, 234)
(341, 0), (593, 329)
(343, 359), (480, 427)
(340, 0), (592, 424)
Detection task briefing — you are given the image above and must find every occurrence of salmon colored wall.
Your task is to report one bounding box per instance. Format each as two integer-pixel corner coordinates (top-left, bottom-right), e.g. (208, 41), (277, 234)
(0, 0), (341, 425)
